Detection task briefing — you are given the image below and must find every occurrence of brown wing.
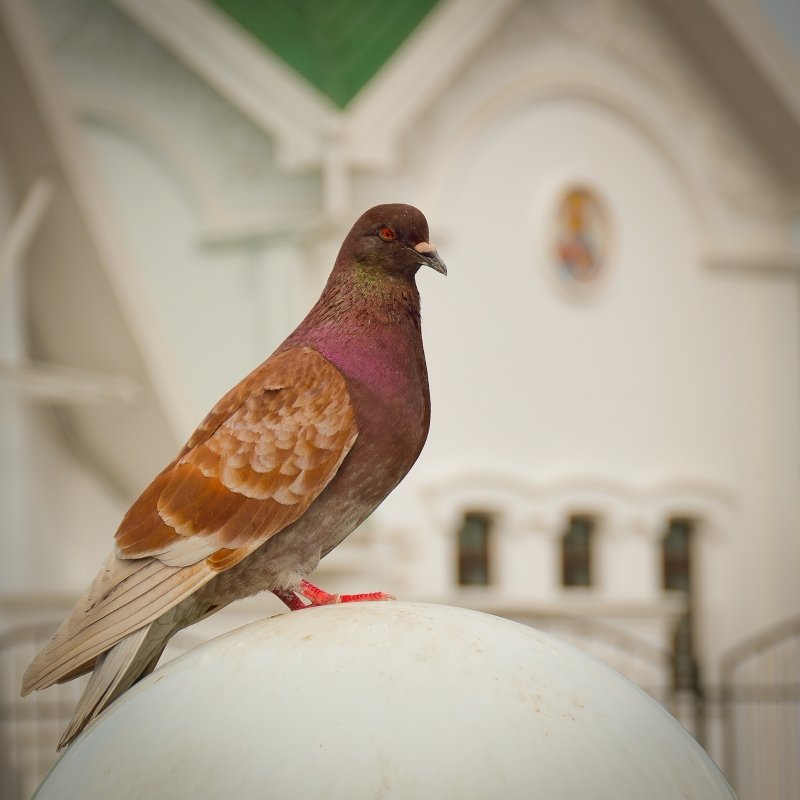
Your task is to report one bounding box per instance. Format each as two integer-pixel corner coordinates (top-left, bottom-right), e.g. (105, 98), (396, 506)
(115, 346), (358, 568)
(22, 347), (357, 694)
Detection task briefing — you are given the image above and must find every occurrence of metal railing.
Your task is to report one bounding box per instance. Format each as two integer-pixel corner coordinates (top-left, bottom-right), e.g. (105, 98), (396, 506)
(721, 616), (800, 800)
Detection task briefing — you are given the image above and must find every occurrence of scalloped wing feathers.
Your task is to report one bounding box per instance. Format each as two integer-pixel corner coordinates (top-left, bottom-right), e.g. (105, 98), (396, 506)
(115, 346), (358, 567)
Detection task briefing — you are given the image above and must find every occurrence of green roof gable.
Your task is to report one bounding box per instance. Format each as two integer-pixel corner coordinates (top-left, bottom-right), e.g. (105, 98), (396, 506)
(209, 0), (441, 108)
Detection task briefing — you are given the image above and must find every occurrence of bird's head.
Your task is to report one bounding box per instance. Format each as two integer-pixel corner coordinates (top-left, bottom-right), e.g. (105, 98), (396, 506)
(341, 203), (447, 282)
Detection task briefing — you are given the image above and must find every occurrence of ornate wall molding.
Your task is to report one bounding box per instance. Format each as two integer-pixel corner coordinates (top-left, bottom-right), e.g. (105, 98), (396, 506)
(422, 471), (735, 543)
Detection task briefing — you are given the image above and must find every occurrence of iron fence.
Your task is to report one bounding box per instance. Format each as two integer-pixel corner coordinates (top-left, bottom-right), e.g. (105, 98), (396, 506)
(721, 617), (800, 800)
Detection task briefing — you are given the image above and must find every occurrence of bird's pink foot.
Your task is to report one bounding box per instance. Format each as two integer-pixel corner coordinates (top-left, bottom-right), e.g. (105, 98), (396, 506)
(274, 580), (395, 610)
(300, 580), (396, 606)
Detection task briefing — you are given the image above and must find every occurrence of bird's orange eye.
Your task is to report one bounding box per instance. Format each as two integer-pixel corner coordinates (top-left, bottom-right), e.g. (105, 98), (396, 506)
(379, 226), (396, 241)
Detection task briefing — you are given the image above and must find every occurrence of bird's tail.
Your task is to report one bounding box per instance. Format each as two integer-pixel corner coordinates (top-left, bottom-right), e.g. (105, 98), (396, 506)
(57, 620), (169, 749)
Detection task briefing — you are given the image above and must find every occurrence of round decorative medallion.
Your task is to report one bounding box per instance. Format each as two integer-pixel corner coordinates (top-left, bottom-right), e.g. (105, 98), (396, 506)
(553, 185), (610, 293)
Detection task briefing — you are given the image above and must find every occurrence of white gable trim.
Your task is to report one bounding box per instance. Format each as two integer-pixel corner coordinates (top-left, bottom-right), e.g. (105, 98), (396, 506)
(341, 0), (521, 169)
(110, 0), (340, 171)
(109, 0), (524, 172)
(108, 0), (800, 181)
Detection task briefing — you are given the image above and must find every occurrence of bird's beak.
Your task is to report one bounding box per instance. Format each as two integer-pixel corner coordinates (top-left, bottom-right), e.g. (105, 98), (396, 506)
(414, 241), (447, 276)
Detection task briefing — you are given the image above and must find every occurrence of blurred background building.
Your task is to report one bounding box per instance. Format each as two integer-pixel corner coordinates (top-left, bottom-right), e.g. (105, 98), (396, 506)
(1, 0), (798, 797)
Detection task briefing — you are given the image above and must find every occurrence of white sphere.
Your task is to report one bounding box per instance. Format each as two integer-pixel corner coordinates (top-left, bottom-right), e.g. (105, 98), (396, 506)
(36, 602), (734, 799)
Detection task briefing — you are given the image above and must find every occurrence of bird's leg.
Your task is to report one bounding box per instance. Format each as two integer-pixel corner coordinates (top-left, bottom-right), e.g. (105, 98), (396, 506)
(272, 588), (309, 611)
(273, 581), (395, 611)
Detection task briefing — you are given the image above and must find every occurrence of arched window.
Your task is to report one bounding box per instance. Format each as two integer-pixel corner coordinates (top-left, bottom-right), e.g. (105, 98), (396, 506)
(561, 514), (594, 587)
(457, 511), (492, 586)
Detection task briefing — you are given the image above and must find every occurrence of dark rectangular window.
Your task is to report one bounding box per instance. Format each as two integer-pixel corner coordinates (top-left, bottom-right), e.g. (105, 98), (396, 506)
(663, 519), (697, 691)
(663, 518), (693, 592)
(457, 512), (492, 586)
(562, 515), (594, 587)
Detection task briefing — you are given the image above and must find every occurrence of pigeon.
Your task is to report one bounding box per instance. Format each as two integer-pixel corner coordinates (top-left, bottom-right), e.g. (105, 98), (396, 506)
(22, 203), (446, 749)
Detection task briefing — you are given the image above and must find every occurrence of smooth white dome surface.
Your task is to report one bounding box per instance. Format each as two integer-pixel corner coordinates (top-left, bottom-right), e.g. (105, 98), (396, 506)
(36, 602), (734, 799)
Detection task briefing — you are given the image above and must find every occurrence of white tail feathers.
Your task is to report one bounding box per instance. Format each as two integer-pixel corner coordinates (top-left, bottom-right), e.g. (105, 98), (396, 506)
(22, 552), (213, 698)
(21, 550), (216, 749)
(57, 621), (165, 749)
